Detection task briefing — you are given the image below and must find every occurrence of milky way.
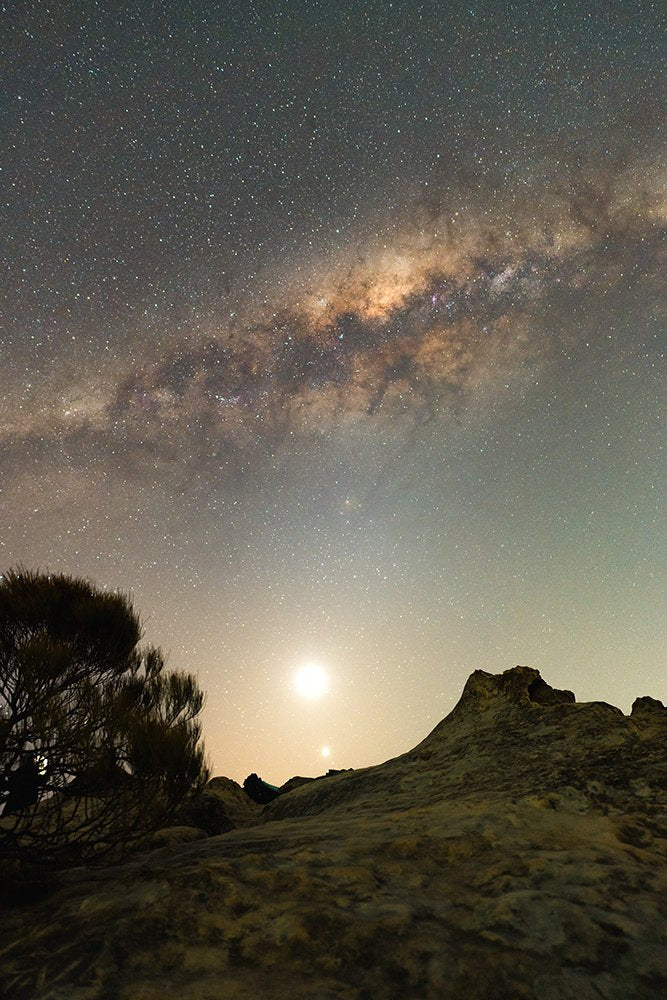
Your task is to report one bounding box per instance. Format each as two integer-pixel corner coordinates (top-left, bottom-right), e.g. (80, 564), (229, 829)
(5, 157), (663, 464)
(1, 3), (665, 783)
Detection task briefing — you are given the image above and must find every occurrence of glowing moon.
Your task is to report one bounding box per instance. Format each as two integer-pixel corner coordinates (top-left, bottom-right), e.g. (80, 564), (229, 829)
(294, 662), (329, 699)
(321, 745), (331, 758)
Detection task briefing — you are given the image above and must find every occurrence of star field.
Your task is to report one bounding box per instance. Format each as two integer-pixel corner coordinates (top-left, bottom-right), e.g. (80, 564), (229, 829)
(1, 1), (665, 783)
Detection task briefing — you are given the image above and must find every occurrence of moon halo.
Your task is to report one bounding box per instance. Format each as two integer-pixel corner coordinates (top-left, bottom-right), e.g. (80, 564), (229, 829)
(293, 662), (330, 699)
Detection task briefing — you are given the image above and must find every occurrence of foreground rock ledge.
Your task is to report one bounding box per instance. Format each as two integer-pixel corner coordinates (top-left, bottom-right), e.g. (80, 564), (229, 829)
(2, 666), (665, 1000)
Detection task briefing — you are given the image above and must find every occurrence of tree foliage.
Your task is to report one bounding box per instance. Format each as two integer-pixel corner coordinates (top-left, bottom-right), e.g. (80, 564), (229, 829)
(0, 568), (209, 865)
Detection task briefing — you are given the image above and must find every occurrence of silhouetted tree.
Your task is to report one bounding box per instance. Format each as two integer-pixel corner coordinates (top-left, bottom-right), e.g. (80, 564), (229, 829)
(0, 568), (209, 865)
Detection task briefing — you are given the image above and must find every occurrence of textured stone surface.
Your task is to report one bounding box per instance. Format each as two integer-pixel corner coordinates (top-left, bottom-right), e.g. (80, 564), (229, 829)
(148, 826), (209, 849)
(175, 776), (262, 835)
(1, 666), (665, 1000)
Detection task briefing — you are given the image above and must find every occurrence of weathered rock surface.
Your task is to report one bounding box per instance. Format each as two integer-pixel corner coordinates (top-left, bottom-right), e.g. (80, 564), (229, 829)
(175, 776), (262, 835)
(147, 826), (209, 850)
(1, 665), (665, 1000)
(277, 775), (315, 795)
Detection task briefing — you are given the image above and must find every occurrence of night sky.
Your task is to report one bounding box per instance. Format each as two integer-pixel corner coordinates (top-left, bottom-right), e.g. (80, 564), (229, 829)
(2, 2), (665, 785)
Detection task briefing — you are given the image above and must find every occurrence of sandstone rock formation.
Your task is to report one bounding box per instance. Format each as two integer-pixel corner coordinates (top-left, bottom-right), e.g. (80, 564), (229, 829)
(1, 666), (665, 1000)
(277, 774), (315, 795)
(242, 772), (282, 804)
(175, 776), (262, 835)
(147, 825), (208, 850)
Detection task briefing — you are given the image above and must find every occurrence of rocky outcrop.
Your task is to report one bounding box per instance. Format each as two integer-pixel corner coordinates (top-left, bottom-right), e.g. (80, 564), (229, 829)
(1, 666), (665, 1000)
(631, 694), (666, 721)
(176, 776), (262, 835)
(277, 775), (315, 795)
(242, 773), (281, 804)
(262, 664), (665, 824)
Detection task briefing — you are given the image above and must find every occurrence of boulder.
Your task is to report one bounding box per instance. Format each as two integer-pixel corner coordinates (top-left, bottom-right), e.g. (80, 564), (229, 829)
(176, 776), (262, 834)
(243, 773), (281, 804)
(631, 694), (665, 718)
(278, 775), (314, 795)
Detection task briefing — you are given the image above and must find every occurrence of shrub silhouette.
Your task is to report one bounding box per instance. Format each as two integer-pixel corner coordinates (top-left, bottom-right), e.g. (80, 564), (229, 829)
(0, 568), (209, 866)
